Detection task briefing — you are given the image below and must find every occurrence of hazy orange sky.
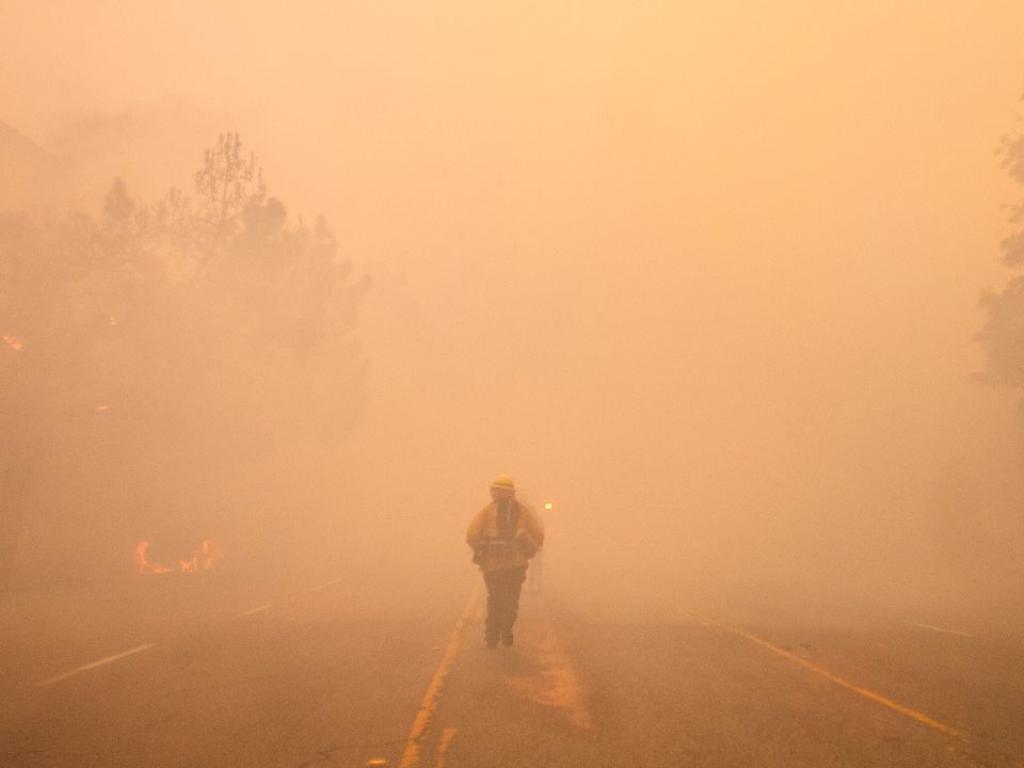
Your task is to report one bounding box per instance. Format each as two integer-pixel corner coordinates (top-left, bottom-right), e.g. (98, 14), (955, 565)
(5, 1), (1024, 591)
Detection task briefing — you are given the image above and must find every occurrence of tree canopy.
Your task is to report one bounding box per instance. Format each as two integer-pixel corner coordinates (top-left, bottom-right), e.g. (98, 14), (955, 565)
(0, 134), (369, 582)
(980, 123), (1024, 395)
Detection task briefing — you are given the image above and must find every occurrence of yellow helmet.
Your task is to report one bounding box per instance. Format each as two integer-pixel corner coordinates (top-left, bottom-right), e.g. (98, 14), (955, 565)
(491, 474), (516, 491)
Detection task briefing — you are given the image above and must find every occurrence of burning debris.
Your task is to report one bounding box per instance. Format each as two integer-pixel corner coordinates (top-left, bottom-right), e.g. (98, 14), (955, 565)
(2, 334), (24, 351)
(134, 541), (173, 574)
(178, 539), (225, 573)
(134, 539), (224, 575)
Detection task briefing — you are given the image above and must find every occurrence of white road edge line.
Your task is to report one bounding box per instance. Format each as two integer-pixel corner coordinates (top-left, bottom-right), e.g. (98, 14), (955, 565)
(36, 643), (157, 687)
(233, 604), (272, 619)
(308, 577), (344, 592)
(901, 620), (974, 638)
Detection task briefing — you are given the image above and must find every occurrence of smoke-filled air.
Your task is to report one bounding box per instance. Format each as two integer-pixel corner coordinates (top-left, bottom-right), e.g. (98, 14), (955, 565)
(3, 3), (1024, 767)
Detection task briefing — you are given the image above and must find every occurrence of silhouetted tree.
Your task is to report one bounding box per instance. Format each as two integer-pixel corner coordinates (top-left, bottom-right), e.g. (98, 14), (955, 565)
(980, 115), (1024, 397)
(194, 132), (264, 231)
(0, 134), (368, 587)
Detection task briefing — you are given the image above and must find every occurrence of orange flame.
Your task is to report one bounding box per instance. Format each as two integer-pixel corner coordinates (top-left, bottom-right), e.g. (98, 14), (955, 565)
(134, 540), (173, 574)
(134, 539), (224, 575)
(2, 335), (24, 352)
(178, 539), (224, 573)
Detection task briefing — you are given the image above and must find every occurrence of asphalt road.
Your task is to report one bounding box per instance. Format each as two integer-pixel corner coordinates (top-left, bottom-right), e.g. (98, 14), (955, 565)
(2, 572), (1023, 768)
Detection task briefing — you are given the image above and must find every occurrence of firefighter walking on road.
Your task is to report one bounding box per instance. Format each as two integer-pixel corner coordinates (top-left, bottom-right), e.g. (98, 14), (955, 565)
(466, 475), (545, 648)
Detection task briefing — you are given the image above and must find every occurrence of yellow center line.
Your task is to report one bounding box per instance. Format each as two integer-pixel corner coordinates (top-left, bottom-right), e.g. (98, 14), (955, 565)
(700, 615), (958, 737)
(432, 727), (458, 768)
(398, 584), (481, 768)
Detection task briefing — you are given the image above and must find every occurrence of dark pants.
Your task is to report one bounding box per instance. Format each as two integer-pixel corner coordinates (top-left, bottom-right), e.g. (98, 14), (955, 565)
(484, 567), (526, 641)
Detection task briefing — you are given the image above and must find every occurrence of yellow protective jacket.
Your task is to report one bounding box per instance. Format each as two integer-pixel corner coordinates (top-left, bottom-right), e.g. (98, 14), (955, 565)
(466, 500), (544, 573)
